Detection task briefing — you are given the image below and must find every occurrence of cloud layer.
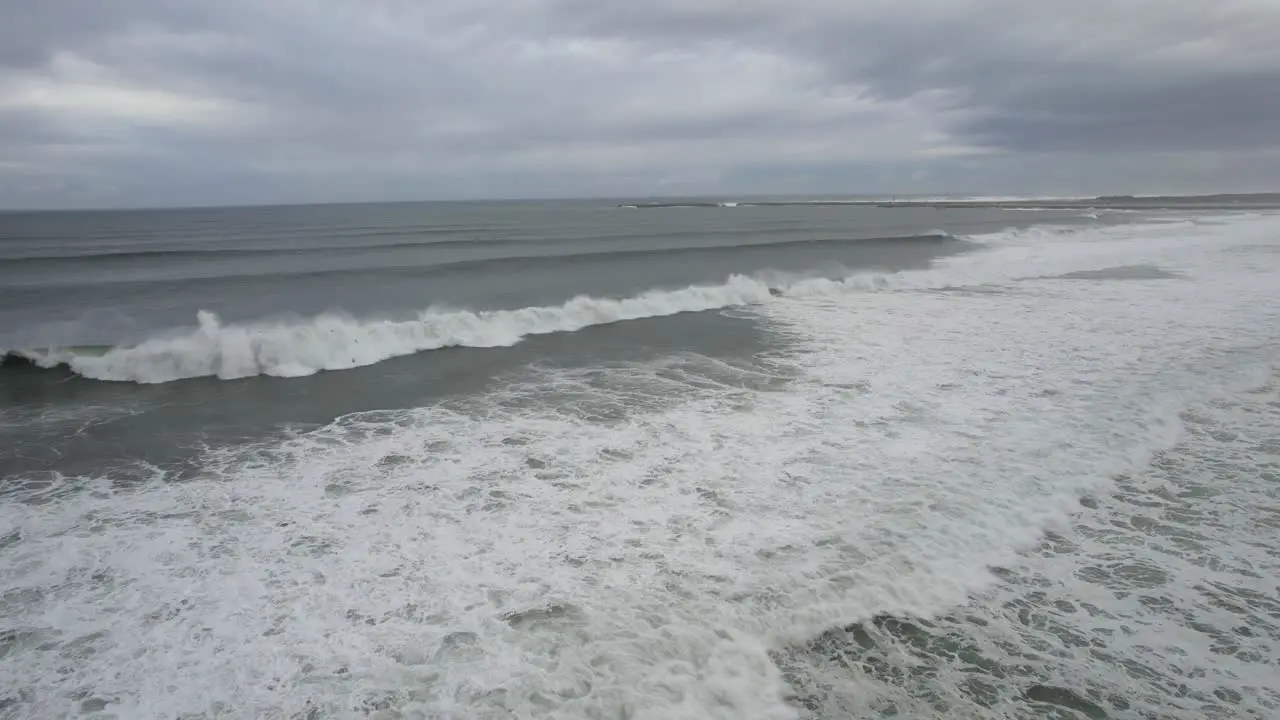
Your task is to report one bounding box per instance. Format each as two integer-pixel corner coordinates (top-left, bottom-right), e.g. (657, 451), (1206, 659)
(2, 0), (1279, 208)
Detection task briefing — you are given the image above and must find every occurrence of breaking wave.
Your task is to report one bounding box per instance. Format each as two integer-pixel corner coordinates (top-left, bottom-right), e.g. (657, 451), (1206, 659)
(9, 261), (950, 384)
(5, 276), (794, 383)
(4, 216), (1237, 385)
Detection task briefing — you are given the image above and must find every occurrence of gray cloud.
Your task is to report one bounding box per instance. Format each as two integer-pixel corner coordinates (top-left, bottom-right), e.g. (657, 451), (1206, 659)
(955, 71), (1280, 152)
(1, 0), (1278, 208)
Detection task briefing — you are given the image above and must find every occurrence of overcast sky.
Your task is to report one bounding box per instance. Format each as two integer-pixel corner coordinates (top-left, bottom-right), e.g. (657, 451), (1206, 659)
(2, 1), (1279, 208)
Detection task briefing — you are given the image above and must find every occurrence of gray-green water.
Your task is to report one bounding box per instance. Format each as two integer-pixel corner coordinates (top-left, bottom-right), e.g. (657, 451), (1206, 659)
(1, 198), (1278, 718)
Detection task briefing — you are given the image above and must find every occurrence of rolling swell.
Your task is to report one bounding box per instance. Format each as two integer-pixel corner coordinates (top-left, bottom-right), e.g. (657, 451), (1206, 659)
(3, 232), (959, 290)
(0, 225), (954, 264)
(0, 225), (491, 260)
(0, 226), (784, 261)
(0, 228), (871, 263)
(345, 231), (961, 279)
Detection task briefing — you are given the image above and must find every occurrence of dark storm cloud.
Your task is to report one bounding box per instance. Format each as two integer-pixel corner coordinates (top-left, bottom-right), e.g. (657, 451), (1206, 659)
(1, 0), (1278, 208)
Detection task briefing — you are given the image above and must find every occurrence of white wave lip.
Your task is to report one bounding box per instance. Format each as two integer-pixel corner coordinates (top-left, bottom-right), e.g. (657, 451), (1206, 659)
(28, 276), (778, 383)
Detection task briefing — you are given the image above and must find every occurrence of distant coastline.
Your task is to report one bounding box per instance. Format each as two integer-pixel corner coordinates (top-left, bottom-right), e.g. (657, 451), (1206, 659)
(618, 192), (1280, 210)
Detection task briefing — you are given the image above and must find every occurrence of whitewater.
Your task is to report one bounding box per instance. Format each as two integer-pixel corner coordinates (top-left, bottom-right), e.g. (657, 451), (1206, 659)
(4, 232), (962, 384)
(6, 278), (776, 383)
(2, 208), (1278, 719)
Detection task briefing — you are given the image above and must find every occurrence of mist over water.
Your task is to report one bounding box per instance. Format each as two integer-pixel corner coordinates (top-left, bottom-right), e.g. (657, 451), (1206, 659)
(1, 199), (1278, 719)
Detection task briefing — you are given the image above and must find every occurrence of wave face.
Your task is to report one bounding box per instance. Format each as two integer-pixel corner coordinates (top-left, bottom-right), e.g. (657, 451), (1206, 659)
(11, 276), (782, 383)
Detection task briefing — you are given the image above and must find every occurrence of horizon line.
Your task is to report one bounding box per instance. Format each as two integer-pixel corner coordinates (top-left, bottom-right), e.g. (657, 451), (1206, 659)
(3, 190), (1279, 214)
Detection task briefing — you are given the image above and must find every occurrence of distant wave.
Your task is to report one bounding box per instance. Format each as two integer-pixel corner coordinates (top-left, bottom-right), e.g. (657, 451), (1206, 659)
(4, 230), (951, 266)
(4, 233), (959, 290)
(401, 232), (957, 277)
(0, 225), (491, 261)
(618, 197), (1088, 209)
(17, 221), (870, 263)
(618, 193), (1280, 211)
(4, 226), (817, 263)
(619, 200), (753, 208)
(0, 238), (531, 265)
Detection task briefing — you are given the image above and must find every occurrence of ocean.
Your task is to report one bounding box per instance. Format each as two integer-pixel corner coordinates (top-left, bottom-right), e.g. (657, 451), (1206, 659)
(1, 197), (1278, 719)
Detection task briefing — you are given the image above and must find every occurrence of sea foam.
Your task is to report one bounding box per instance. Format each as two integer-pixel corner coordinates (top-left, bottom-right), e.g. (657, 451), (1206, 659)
(2, 212), (1279, 718)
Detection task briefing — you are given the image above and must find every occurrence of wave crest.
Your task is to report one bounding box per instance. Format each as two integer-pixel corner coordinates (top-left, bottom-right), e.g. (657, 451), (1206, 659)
(11, 275), (791, 384)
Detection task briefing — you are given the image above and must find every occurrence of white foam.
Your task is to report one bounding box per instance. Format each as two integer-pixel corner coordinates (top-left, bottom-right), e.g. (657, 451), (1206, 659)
(783, 371), (1280, 717)
(25, 276), (778, 383)
(3, 212), (1280, 718)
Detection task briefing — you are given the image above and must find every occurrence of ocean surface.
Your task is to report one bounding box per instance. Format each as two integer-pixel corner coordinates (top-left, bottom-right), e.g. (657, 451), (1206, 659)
(1, 196), (1278, 719)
